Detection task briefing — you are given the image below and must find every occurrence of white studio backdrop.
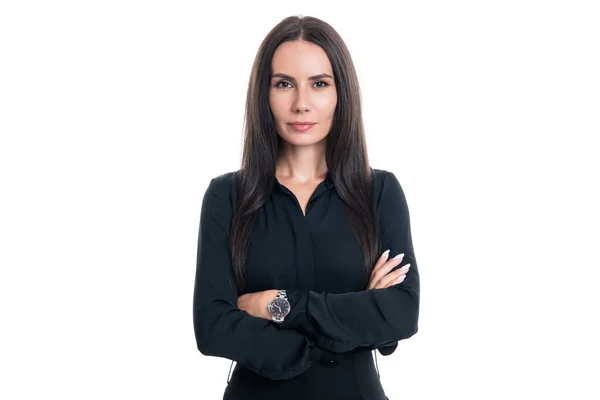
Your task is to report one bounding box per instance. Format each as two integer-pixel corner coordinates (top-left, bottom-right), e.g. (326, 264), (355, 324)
(1, 1), (599, 399)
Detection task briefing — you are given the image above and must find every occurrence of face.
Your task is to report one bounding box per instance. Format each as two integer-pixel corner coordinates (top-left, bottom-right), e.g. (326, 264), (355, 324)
(269, 40), (337, 147)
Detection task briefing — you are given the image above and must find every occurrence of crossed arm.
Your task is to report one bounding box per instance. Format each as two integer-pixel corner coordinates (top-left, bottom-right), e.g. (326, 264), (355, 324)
(193, 172), (419, 380)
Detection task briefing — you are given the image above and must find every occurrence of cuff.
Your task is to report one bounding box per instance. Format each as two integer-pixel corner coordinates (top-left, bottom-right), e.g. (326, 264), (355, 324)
(278, 289), (309, 331)
(378, 341), (398, 355)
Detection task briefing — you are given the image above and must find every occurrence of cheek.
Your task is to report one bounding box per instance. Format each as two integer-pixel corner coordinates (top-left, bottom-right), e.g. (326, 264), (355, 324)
(317, 93), (337, 116)
(329, 100), (338, 116)
(269, 95), (285, 123)
(329, 91), (338, 114)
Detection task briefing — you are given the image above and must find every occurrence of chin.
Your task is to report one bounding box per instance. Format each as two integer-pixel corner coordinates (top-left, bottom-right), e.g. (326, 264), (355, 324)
(280, 133), (328, 147)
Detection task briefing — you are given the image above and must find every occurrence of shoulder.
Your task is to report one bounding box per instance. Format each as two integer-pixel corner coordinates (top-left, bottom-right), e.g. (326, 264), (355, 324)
(207, 170), (237, 193)
(370, 167), (408, 210)
(371, 167), (403, 192)
(371, 167), (393, 184)
(202, 170), (239, 210)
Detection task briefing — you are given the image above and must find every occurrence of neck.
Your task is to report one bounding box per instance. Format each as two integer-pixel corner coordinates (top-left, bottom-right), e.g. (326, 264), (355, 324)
(276, 140), (328, 182)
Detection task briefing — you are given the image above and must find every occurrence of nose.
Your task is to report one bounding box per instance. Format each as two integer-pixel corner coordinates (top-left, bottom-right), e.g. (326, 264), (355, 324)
(294, 103), (309, 112)
(292, 85), (310, 112)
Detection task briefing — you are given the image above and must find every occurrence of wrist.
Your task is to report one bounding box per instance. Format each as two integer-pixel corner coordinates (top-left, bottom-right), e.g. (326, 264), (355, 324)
(263, 289), (279, 319)
(266, 289), (290, 323)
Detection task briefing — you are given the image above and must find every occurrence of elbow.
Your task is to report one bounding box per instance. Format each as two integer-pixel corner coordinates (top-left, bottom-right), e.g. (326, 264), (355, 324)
(194, 320), (213, 356)
(395, 288), (420, 340)
(193, 304), (221, 357)
(396, 310), (419, 340)
(193, 299), (237, 357)
(195, 331), (212, 356)
(406, 289), (420, 338)
(406, 317), (419, 339)
(195, 320), (225, 358)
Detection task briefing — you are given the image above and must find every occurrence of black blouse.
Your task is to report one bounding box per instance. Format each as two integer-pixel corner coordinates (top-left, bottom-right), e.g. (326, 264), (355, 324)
(193, 167), (420, 383)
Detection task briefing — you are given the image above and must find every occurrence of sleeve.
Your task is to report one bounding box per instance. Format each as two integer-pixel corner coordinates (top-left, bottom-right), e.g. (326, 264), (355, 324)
(193, 176), (324, 380)
(277, 171), (420, 354)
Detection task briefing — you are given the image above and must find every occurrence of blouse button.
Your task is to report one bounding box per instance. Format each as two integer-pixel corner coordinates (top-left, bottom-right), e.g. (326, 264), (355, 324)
(320, 358), (339, 367)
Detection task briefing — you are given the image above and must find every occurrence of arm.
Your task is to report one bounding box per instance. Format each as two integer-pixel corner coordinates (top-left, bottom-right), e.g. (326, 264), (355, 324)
(193, 176), (323, 380)
(277, 171), (420, 354)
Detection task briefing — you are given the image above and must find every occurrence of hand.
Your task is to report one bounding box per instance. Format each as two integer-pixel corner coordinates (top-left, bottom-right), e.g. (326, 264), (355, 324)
(237, 289), (279, 320)
(367, 250), (411, 289)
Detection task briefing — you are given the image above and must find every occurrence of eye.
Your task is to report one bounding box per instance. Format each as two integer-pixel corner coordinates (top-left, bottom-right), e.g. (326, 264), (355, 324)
(274, 81), (291, 88)
(273, 80), (330, 88)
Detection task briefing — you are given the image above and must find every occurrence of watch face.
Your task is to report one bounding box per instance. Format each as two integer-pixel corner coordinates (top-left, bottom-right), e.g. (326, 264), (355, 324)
(270, 297), (290, 318)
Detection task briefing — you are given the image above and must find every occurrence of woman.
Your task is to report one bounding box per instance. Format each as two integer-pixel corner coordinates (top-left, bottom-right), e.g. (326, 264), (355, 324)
(193, 15), (419, 400)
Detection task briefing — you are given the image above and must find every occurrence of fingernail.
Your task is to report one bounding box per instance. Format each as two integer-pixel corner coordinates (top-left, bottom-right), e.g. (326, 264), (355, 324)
(397, 275), (406, 282)
(401, 263), (411, 270)
(382, 249), (390, 257)
(393, 253), (405, 259)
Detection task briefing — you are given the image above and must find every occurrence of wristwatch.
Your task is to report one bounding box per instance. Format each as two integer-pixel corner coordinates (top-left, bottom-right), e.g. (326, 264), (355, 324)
(267, 289), (291, 324)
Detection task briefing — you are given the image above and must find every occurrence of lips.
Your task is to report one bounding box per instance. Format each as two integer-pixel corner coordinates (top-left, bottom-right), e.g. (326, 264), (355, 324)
(288, 122), (316, 132)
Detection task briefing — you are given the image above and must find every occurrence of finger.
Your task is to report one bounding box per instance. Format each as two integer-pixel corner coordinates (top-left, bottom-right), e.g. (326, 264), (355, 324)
(369, 253), (405, 289)
(374, 249), (391, 270)
(385, 274), (406, 288)
(379, 269), (407, 289)
(367, 250), (391, 289)
(369, 251), (399, 285)
(379, 263), (411, 289)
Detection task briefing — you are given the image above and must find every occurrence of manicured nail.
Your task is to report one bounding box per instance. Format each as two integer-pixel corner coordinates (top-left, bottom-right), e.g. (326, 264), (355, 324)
(401, 263), (411, 270)
(397, 275), (406, 282)
(393, 253), (405, 259)
(383, 249), (390, 257)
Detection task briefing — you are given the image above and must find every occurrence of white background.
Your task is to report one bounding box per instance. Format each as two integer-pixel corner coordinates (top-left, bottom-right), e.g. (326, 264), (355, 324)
(1, 1), (599, 399)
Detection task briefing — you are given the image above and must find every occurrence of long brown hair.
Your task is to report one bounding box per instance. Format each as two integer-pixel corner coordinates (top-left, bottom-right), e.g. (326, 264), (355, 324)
(231, 15), (380, 291)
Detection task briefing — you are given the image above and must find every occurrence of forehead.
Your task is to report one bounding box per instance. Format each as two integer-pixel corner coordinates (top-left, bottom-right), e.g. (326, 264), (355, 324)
(271, 40), (333, 76)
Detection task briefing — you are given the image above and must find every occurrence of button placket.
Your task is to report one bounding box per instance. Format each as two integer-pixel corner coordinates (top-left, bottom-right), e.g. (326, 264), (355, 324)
(274, 177), (329, 218)
(294, 201), (315, 290)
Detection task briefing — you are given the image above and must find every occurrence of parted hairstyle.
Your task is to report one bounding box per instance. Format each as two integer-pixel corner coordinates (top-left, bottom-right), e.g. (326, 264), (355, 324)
(230, 15), (380, 291)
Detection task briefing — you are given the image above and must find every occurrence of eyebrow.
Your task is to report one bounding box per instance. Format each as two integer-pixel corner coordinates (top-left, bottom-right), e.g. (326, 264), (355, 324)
(271, 73), (334, 82)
